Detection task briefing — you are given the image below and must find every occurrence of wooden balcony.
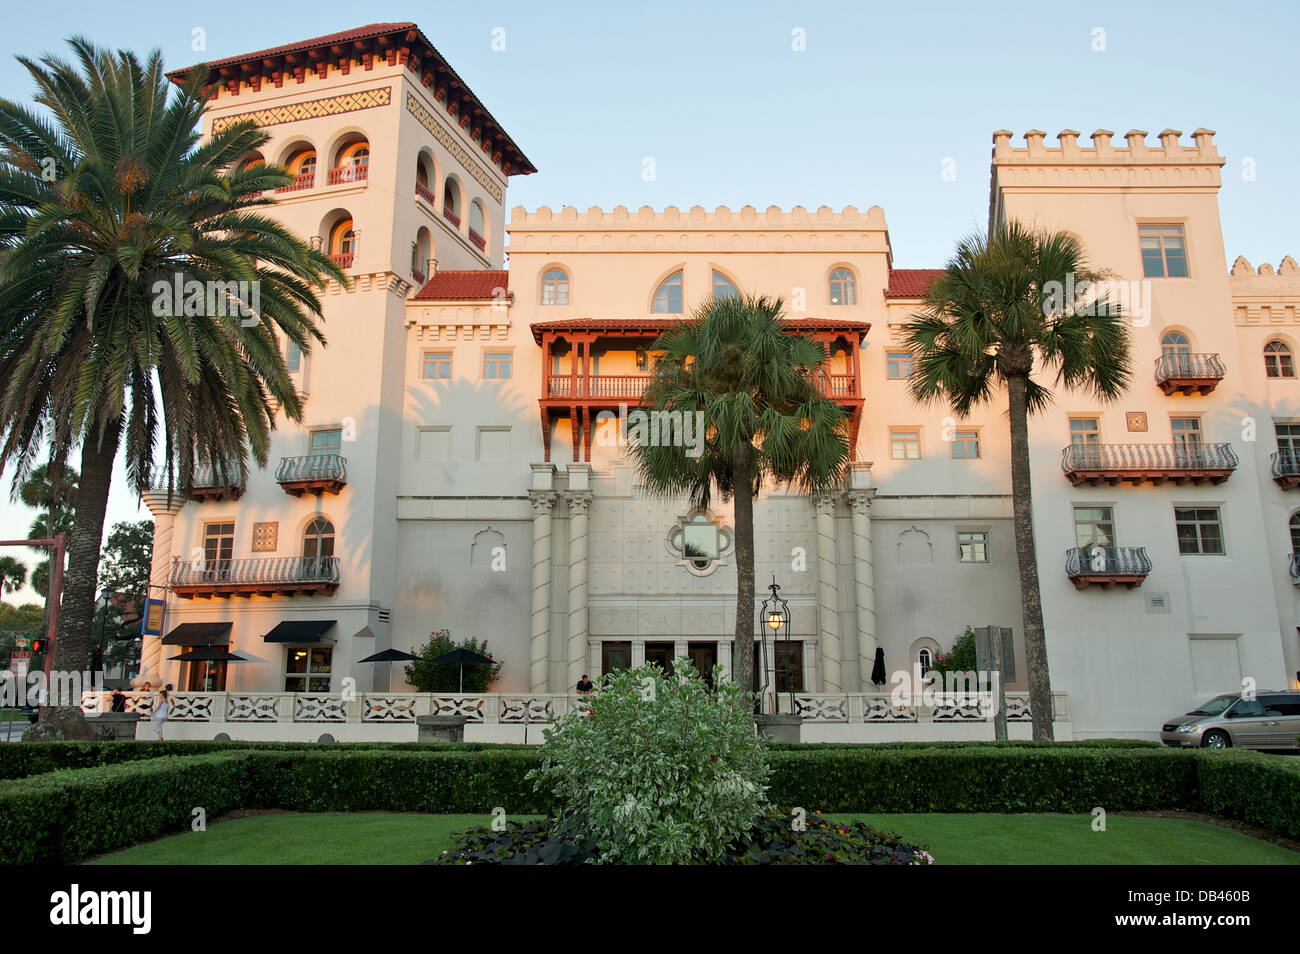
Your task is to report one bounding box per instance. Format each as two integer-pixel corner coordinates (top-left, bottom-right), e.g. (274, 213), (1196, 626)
(170, 556), (340, 598)
(275, 171), (315, 194)
(276, 454), (348, 496)
(1272, 449), (1300, 489)
(1153, 353), (1225, 395)
(326, 164), (368, 186)
(1065, 546), (1151, 589)
(1061, 443), (1238, 486)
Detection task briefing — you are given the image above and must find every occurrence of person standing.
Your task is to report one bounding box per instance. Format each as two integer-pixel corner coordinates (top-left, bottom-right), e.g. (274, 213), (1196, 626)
(152, 686), (170, 740)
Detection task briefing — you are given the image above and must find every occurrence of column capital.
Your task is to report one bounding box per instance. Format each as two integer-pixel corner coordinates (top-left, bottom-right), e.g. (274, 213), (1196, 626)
(140, 489), (185, 517)
(813, 492), (839, 517)
(564, 491), (594, 516)
(847, 489), (877, 516)
(528, 490), (557, 515)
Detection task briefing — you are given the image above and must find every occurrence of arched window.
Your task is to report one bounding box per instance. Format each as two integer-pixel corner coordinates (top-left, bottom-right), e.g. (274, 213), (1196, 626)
(290, 150), (316, 177)
(829, 268), (856, 306)
(1265, 340), (1295, 379)
(653, 270), (684, 314)
(1290, 513), (1300, 554)
(712, 270), (739, 300)
(443, 177), (460, 218)
(302, 518), (335, 560)
(917, 648), (933, 677)
(542, 268), (569, 306)
(329, 218), (356, 264)
(1161, 331), (1191, 356)
(469, 200), (485, 235)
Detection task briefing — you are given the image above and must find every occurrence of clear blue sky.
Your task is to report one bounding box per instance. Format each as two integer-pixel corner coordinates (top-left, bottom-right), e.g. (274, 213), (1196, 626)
(1, 0), (1296, 601)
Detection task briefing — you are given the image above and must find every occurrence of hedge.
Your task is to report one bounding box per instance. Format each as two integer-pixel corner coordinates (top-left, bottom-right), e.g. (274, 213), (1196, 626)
(1, 745), (1295, 863)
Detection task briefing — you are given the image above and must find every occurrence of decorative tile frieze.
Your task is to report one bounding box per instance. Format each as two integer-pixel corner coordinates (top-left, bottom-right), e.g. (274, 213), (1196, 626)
(211, 86), (391, 134)
(405, 92), (503, 203)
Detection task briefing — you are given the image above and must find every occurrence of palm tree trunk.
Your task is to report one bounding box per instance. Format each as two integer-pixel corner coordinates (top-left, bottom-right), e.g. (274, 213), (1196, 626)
(1005, 374), (1053, 740)
(732, 445), (756, 720)
(50, 420), (120, 689)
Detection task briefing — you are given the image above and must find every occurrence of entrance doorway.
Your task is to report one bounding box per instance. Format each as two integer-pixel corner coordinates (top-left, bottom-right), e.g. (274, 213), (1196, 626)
(601, 640), (632, 675)
(644, 642), (675, 675)
(186, 659), (228, 691)
(688, 642), (717, 687)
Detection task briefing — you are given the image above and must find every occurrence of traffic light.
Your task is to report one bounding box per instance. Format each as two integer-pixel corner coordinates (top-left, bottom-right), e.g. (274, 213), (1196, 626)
(30, 638), (47, 653)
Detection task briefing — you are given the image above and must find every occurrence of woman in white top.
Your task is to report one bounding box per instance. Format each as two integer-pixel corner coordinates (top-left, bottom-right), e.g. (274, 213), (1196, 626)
(152, 687), (170, 740)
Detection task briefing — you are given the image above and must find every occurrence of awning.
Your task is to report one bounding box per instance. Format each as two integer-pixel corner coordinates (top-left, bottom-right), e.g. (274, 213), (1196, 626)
(168, 647), (248, 662)
(263, 619), (337, 643)
(161, 622), (232, 646)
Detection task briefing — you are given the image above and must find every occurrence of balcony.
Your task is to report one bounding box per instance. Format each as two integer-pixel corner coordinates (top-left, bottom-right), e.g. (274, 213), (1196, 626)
(1290, 552), (1300, 584)
(170, 556), (340, 598)
(329, 252), (354, 269)
(1061, 443), (1238, 486)
(186, 465), (244, 502)
(411, 269), (426, 286)
(276, 454), (348, 496)
(468, 228), (487, 252)
(1272, 449), (1300, 489)
(546, 374), (649, 400)
(326, 164), (368, 186)
(415, 181), (436, 206)
(275, 171), (315, 194)
(1153, 353), (1225, 395)
(443, 207), (461, 228)
(1065, 546), (1152, 589)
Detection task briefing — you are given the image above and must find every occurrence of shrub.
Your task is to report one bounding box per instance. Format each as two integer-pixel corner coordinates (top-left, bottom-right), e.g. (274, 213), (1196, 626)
(527, 660), (770, 864)
(1195, 749), (1300, 840)
(929, 626), (978, 677)
(404, 628), (503, 692)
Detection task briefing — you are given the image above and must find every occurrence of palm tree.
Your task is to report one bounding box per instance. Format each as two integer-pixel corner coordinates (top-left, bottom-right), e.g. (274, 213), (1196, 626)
(0, 555), (26, 598)
(0, 39), (346, 690)
(630, 294), (852, 705)
(901, 220), (1132, 740)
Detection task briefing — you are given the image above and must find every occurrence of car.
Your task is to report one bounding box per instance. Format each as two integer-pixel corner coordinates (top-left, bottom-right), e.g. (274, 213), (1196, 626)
(1160, 690), (1300, 751)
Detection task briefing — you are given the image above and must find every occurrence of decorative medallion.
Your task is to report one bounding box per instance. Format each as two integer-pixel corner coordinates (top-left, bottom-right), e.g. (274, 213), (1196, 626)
(251, 521), (279, 552)
(666, 511), (735, 577)
(1125, 411), (1148, 432)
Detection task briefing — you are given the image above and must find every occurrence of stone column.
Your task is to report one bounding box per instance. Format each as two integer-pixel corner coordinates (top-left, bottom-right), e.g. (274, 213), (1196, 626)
(528, 491), (556, 692)
(565, 491), (593, 689)
(814, 493), (842, 692)
(139, 490), (185, 688)
(849, 490), (878, 691)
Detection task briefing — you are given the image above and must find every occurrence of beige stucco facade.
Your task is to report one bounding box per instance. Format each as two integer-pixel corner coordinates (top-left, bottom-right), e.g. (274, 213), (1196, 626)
(133, 24), (1296, 741)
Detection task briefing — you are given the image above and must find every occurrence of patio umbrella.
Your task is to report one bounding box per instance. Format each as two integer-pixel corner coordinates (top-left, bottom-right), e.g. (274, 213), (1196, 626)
(428, 647), (493, 693)
(357, 648), (422, 692)
(870, 647), (887, 688)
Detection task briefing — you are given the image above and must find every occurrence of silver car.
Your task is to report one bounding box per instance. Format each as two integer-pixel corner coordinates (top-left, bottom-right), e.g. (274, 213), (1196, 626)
(1160, 691), (1300, 750)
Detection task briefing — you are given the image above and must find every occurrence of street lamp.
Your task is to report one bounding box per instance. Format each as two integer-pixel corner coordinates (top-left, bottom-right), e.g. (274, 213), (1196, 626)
(759, 575), (791, 714)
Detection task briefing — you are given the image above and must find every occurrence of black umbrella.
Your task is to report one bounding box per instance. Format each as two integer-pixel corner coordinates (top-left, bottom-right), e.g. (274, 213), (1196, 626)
(357, 648), (421, 691)
(428, 647), (493, 693)
(870, 647), (887, 688)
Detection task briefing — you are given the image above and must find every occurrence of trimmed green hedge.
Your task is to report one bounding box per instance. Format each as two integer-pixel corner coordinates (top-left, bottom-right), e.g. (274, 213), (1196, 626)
(1, 745), (1295, 863)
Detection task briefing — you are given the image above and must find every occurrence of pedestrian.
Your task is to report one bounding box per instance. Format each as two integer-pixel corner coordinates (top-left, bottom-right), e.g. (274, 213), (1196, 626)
(576, 673), (594, 693)
(110, 688), (127, 712)
(152, 686), (170, 740)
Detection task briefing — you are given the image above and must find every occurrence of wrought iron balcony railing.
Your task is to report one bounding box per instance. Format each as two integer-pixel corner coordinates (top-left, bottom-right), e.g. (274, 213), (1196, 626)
(1290, 551), (1300, 584)
(1062, 443), (1238, 486)
(1065, 546), (1152, 589)
(276, 454), (348, 495)
(1272, 449), (1300, 489)
(170, 556), (340, 597)
(158, 463), (243, 502)
(1153, 353), (1225, 394)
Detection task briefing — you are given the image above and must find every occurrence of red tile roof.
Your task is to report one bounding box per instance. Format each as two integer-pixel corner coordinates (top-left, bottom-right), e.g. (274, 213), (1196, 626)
(413, 270), (510, 301)
(885, 268), (944, 299)
(530, 316), (870, 344)
(168, 23), (536, 176)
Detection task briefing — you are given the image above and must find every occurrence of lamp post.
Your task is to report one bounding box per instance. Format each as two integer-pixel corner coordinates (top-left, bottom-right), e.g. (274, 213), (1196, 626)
(760, 575), (791, 714)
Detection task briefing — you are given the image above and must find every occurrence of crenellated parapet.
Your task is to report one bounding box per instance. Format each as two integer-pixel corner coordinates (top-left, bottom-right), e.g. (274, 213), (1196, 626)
(507, 204), (889, 254)
(1231, 255), (1300, 325)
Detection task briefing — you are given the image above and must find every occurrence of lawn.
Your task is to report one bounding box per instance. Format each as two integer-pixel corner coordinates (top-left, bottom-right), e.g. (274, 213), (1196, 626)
(88, 811), (1300, 865)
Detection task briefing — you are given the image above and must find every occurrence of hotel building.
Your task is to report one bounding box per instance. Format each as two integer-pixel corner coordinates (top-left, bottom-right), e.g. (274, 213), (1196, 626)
(128, 22), (1298, 741)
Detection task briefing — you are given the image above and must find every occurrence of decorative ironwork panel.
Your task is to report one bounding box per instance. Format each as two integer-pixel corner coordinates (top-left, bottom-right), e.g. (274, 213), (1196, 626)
(794, 695), (848, 722)
(932, 701), (987, 721)
(170, 695), (214, 722)
(294, 695), (347, 722)
(432, 696), (485, 722)
(363, 695), (417, 722)
(863, 697), (916, 722)
(500, 697), (554, 724)
(227, 695), (279, 722)
(1005, 697), (1033, 721)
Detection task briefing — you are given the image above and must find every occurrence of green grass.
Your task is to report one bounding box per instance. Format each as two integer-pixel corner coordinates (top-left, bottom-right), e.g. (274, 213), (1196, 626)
(88, 811), (1300, 865)
(834, 813), (1300, 865)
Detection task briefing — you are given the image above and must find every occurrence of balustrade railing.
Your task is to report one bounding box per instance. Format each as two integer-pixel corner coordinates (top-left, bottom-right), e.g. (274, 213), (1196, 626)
(1153, 352), (1225, 383)
(414, 181), (437, 206)
(329, 252), (354, 268)
(326, 163), (369, 186)
(276, 454), (348, 485)
(443, 207), (461, 228)
(275, 171), (315, 193)
(468, 227), (486, 252)
(169, 555), (340, 588)
(1065, 546), (1153, 578)
(544, 374), (650, 399)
